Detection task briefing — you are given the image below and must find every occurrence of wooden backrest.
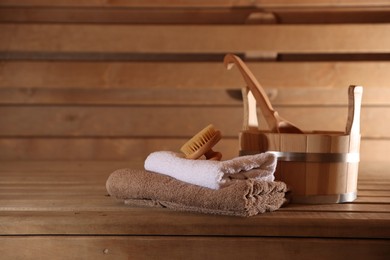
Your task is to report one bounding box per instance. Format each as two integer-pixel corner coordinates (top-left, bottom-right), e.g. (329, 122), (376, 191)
(0, 1), (389, 162)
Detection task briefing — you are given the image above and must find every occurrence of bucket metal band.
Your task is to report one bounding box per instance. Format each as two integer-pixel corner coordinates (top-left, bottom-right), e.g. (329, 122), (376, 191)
(292, 191), (357, 204)
(267, 151), (360, 163)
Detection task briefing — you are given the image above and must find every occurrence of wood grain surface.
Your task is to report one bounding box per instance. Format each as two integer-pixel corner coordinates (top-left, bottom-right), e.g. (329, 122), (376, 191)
(1, 1), (389, 259)
(0, 160), (389, 259)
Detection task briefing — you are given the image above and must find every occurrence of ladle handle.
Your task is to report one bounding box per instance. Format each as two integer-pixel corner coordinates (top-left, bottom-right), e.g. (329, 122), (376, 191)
(224, 54), (279, 131)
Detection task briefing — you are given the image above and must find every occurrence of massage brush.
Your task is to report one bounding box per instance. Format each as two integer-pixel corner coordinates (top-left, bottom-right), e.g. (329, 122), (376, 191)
(180, 124), (222, 160)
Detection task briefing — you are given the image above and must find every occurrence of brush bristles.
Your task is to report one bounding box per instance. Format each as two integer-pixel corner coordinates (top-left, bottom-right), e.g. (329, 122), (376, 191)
(180, 124), (221, 159)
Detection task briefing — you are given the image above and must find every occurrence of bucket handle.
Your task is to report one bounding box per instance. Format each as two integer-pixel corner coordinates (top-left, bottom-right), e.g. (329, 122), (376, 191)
(242, 85), (363, 134)
(346, 85), (363, 136)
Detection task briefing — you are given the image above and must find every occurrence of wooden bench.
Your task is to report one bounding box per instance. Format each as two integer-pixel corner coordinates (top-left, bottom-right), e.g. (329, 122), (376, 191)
(0, 1), (389, 259)
(1, 161), (389, 259)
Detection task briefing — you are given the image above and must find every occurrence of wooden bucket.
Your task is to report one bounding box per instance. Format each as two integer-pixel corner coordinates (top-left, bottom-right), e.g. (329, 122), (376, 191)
(239, 85), (363, 204)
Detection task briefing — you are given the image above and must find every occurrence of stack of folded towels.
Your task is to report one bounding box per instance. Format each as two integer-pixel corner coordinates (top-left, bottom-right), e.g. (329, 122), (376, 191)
(106, 151), (288, 217)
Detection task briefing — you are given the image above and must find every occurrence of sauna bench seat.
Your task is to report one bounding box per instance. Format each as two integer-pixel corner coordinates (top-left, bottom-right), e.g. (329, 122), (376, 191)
(0, 160), (389, 259)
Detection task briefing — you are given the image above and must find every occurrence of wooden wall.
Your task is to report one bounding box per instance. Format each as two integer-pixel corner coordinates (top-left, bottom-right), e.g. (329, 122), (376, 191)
(0, 1), (390, 163)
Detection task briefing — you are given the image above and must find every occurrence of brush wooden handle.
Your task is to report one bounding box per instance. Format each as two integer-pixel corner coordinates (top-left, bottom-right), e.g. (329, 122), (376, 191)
(205, 149), (222, 160)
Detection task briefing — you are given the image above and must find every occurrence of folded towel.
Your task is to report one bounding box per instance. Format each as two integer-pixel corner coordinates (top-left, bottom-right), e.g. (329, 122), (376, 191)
(144, 151), (276, 189)
(106, 168), (288, 217)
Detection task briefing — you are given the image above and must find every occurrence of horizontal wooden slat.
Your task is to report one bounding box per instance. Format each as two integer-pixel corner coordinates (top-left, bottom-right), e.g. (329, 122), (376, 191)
(2, 87), (389, 106)
(0, 106), (242, 137)
(0, 137), (387, 162)
(1, 6), (389, 24)
(1, 209), (389, 237)
(1, 61), (390, 105)
(0, 7), (259, 25)
(0, 88), (244, 106)
(0, 160), (140, 173)
(0, 137), (191, 161)
(0, 160), (385, 175)
(1, 194), (388, 213)
(1, 24), (390, 53)
(0, 106), (388, 137)
(280, 204), (390, 213)
(358, 190), (390, 197)
(1, 236), (389, 260)
(358, 183), (390, 191)
(272, 8), (390, 24)
(0, 0), (389, 8)
(355, 197), (390, 203)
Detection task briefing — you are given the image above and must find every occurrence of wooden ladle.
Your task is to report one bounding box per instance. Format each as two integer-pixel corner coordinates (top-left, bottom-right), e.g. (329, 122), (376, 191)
(224, 54), (303, 134)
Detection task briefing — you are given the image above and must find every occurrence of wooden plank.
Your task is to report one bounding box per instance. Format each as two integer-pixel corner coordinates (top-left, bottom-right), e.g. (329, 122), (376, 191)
(358, 190), (390, 196)
(0, 236), (389, 260)
(1, 61), (390, 105)
(0, 160), (383, 180)
(0, 7), (258, 25)
(0, 137), (387, 161)
(0, 106), (243, 137)
(0, 159), (385, 174)
(281, 204), (390, 213)
(1, 6), (389, 24)
(355, 197), (390, 203)
(1, 24), (389, 53)
(0, 137), (197, 161)
(0, 138), (387, 163)
(0, 105), (388, 138)
(1, 86), (389, 106)
(0, 160), (140, 172)
(1, 209), (389, 237)
(359, 162), (390, 181)
(0, 88), (244, 106)
(1, 195), (388, 213)
(360, 139), (390, 163)
(273, 8), (390, 24)
(0, 0), (389, 8)
(358, 183), (390, 190)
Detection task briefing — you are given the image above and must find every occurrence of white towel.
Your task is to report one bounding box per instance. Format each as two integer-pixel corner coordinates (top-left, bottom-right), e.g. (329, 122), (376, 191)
(144, 151), (277, 190)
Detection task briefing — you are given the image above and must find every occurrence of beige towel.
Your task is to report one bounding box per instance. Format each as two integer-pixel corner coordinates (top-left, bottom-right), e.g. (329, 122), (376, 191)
(106, 168), (288, 217)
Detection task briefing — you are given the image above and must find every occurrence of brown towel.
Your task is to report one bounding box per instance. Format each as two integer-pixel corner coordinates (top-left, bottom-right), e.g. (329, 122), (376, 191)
(106, 168), (288, 217)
